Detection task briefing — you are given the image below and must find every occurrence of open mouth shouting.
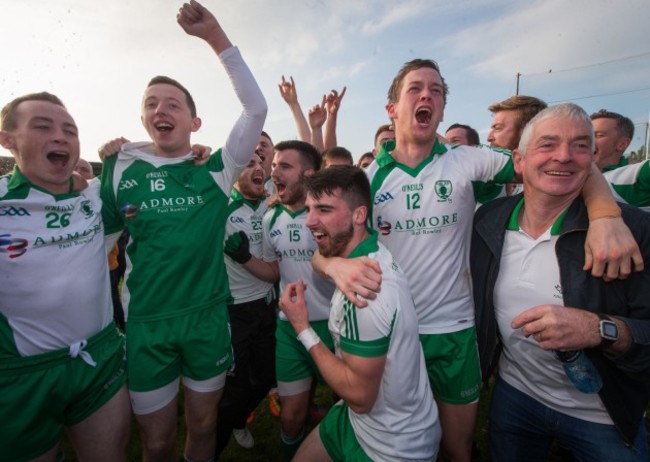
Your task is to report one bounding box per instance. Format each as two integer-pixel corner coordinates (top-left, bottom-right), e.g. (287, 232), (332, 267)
(46, 150), (70, 169)
(273, 180), (286, 196)
(251, 172), (264, 186)
(415, 106), (432, 126)
(154, 121), (174, 133)
(311, 229), (326, 244)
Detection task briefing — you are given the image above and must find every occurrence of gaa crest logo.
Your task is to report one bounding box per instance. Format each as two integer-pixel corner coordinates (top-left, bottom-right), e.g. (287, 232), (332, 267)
(435, 180), (452, 200)
(80, 200), (94, 219)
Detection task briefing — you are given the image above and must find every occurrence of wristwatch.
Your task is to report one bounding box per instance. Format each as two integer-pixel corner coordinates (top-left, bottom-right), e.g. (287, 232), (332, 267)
(597, 313), (619, 345)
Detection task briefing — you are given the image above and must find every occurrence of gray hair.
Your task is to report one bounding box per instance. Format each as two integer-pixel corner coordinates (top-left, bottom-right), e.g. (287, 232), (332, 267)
(517, 103), (594, 156)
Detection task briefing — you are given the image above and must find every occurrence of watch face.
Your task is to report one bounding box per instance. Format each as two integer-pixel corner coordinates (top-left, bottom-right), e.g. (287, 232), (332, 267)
(601, 320), (618, 341)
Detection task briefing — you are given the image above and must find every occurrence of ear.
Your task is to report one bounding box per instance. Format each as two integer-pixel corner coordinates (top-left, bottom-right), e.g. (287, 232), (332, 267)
(385, 102), (396, 120)
(0, 131), (16, 151)
(513, 148), (524, 176)
(303, 168), (315, 178)
(353, 205), (368, 225)
(191, 117), (202, 133)
(616, 137), (631, 154)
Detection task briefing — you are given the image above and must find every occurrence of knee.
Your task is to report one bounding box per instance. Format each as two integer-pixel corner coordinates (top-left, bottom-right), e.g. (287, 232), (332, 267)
(187, 410), (218, 438)
(280, 405), (307, 436)
(143, 434), (176, 457)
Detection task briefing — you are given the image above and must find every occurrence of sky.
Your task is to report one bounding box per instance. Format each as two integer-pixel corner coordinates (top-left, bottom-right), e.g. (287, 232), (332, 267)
(1, 0), (650, 162)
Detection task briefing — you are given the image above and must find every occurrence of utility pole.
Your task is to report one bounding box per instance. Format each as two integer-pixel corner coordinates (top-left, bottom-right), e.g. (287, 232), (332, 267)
(515, 72), (521, 95)
(643, 113), (650, 160)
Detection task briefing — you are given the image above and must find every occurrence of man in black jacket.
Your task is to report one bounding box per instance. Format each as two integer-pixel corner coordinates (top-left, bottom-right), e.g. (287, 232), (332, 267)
(471, 102), (650, 461)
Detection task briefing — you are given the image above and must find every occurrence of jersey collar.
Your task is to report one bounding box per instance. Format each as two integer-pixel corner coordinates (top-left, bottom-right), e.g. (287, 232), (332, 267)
(506, 197), (569, 236)
(230, 187), (263, 210)
(347, 229), (380, 259)
(375, 139), (448, 173)
(602, 156), (628, 173)
(7, 166), (75, 198)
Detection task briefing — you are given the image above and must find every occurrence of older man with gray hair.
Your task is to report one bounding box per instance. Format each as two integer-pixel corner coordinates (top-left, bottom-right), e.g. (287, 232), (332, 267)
(471, 103), (650, 461)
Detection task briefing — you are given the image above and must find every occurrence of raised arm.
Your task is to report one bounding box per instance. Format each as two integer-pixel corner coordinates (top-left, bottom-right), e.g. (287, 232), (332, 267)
(178, 0), (267, 167)
(582, 163), (643, 280)
(323, 87), (346, 150)
(308, 95), (327, 153)
(278, 75), (311, 143)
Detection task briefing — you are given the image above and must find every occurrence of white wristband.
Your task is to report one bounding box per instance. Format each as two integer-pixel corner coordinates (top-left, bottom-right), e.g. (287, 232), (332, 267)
(297, 327), (320, 351)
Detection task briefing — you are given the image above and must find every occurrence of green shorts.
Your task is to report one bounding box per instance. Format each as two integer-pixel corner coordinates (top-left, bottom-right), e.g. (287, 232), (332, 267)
(275, 319), (333, 384)
(419, 327), (481, 404)
(0, 324), (126, 462)
(320, 401), (372, 462)
(126, 305), (232, 392)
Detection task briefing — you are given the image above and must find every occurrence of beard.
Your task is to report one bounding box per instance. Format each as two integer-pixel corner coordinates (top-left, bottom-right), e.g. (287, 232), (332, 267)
(319, 223), (354, 257)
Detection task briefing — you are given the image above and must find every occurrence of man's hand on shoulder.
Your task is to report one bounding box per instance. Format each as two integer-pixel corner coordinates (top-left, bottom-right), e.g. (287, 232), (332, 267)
(312, 251), (382, 308)
(98, 137), (129, 161)
(71, 171), (88, 192)
(190, 143), (212, 165)
(584, 216), (644, 281)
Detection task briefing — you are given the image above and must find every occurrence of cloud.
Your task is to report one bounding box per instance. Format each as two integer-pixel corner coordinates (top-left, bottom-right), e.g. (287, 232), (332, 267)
(359, 0), (431, 35)
(443, 0), (650, 80)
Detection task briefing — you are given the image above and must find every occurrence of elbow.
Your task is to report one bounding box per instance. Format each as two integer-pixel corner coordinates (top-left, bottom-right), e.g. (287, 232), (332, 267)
(347, 395), (377, 415)
(256, 100), (268, 120)
(250, 96), (268, 120)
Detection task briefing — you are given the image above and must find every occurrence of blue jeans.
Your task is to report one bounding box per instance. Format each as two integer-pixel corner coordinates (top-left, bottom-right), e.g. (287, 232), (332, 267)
(489, 376), (648, 462)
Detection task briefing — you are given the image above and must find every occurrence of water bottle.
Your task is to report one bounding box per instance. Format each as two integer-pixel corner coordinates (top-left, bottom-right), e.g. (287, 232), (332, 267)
(555, 350), (602, 394)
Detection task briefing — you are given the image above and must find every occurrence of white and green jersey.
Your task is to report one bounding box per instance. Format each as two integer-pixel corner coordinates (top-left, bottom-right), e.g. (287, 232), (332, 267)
(102, 144), (242, 321)
(367, 140), (514, 333)
(100, 45), (266, 322)
(224, 189), (273, 304)
(0, 169), (112, 357)
(262, 205), (334, 321)
(604, 160), (650, 212)
(329, 232), (440, 461)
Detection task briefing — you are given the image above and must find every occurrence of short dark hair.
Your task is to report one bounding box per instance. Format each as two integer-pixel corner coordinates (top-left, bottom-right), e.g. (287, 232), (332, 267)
(274, 140), (322, 171)
(1, 92), (66, 131)
(304, 165), (371, 212)
(356, 152), (375, 168)
(322, 146), (353, 166)
(374, 124), (394, 144)
(387, 59), (449, 105)
(590, 109), (635, 139)
(488, 95), (547, 134)
(261, 130), (273, 144)
(446, 123), (480, 145)
(147, 75), (197, 118)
